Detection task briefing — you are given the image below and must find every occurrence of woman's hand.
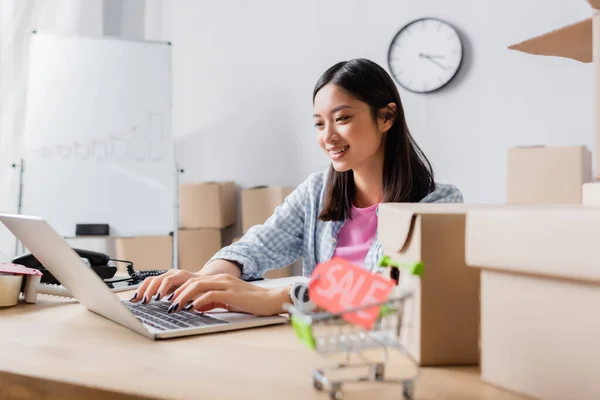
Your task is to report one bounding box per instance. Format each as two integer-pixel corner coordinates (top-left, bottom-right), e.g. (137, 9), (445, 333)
(129, 269), (198, 304)
(168, 274), (290, 317)
(129, 259), (242, 304)
(128, 260), (292, 317)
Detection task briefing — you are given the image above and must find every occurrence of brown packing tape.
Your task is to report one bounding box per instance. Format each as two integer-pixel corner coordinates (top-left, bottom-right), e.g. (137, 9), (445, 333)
(0, 274), (23, 307)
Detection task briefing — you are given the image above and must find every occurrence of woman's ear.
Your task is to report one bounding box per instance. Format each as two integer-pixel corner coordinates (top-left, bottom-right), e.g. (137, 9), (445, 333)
(378, 102), (398, 133)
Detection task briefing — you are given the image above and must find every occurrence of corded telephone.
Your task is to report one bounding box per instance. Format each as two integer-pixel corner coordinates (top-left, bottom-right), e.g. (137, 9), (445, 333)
(12, 248), (169, 290)
(13, 248), (117, 285)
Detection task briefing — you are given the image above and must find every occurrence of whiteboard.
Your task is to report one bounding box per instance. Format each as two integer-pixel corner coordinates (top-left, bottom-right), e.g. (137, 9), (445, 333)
(22, 32), (174, 237)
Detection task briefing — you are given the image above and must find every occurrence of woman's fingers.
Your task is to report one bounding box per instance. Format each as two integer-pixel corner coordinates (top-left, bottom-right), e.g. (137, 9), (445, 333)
(130, 269), (196, 303)
(168, 276), (231, 312)
(155, 273), (186, 302)
(187, 291), (230, 313)
(169, 273), (235, 302)
(129, 273), (164, 302)
(141, 276), (168, 303)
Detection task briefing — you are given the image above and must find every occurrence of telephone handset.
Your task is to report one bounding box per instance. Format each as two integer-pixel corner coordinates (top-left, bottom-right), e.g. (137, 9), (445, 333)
(11, 248), (169, 301)
(12, 248), (118, 285)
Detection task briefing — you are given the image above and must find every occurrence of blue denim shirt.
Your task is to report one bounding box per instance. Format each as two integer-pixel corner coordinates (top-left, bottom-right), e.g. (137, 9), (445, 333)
(209, 168), (464, 280)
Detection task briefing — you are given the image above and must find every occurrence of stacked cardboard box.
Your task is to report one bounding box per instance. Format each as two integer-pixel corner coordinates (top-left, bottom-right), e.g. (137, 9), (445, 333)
(115, 236), (172, 272)
(238, 186), (299, 278)
(507, 146), (591, 204)
(114, 229), (223, 273)
(115, 181), (236, 272)
(465, 205), (600, 399)
(179, 182), (236, 230)
(508, 0), (600, 203)
(466, 8), (600, 395)
(176, 181), (236, 271)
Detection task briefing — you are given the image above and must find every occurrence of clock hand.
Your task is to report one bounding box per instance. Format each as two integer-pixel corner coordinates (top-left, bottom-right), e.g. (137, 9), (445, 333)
(419, 52), (446, 59)
(419, 53), (448, 71)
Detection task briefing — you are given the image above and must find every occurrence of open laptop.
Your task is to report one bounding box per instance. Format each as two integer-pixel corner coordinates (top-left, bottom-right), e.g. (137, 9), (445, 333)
(0, 213), (289, 340)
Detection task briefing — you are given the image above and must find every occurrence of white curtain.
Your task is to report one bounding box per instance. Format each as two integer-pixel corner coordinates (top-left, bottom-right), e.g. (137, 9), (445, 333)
(0, 0), (112, 261)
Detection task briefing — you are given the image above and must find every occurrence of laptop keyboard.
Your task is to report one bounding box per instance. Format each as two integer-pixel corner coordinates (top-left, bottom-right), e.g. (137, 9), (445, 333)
(124, 300), (229, 331)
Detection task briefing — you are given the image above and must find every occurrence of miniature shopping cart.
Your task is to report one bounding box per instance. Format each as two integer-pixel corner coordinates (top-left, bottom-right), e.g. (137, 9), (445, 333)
(285, 256), (423, 400)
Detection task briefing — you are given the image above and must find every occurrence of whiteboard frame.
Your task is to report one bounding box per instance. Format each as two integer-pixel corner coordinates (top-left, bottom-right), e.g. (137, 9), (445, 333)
(21, 31), (179, 268)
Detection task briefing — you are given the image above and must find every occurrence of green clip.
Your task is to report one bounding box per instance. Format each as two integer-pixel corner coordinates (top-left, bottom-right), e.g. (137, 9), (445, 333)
(291, 315), (316, 350)
(378, 255), (393, 268)
(379, 304), (395, 318)
(377, 255), (424, 277)
(405, 261), (424, 276)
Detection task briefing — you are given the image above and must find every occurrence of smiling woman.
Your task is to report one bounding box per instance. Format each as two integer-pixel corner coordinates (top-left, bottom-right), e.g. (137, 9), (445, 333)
(312, 59), (437, 221)
(130, 58), (464, 317)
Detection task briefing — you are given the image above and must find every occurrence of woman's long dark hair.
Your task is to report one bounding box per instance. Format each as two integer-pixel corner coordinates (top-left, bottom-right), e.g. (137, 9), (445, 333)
(315, 58), (435, 222)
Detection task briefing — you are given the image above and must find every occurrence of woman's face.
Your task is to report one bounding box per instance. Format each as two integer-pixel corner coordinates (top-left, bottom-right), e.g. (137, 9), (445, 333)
(313, 84), (390, 173)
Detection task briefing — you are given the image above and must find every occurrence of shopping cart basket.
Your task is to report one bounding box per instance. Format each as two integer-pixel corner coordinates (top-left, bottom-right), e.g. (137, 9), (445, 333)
(285, 256), (423, 400)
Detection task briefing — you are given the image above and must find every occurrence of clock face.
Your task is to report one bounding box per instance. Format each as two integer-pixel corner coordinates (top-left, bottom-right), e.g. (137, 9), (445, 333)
(388, 18), (463, 93)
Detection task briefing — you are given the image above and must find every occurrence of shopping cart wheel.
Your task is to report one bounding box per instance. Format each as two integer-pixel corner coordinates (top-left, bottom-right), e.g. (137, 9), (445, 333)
(313, 378), (323, 391)
(373, 363), (385, 381)
(402, 380), (414, 400)
(312, 371), (324, 391)
(329, 383), (343, 400)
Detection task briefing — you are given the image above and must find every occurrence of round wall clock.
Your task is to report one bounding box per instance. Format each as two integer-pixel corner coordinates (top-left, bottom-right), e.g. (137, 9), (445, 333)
(388, 18), (464, 93)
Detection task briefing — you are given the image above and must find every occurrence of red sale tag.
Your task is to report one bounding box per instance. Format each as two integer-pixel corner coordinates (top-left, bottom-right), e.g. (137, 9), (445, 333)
(308, 257), (394, 329)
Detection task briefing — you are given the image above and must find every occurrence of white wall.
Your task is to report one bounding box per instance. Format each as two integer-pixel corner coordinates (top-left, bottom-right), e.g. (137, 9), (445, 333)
(0, 0), (595, 260)
(103, 0), (145, 39)
(0, 0), (104, 261)
(145, 0), (594, 203)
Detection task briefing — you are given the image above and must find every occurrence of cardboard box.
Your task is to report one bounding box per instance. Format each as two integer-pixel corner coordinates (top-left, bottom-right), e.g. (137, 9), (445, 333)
(178, 229), (222, 272)
(179, 182), (236, 229)
(582, 181), (600, 204)
(115, 236), (172, 272)
(508, 146), (591, 204)
(241, 186), (293, 233)
(465, 205), (600, 400)
(508, 0), (600, 179)
(231, 236), (296, 278)
(116, 229), (223, 272)
(377, 203), (481, 366)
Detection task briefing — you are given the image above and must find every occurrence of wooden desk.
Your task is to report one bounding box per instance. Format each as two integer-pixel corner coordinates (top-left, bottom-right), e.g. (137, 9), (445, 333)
(0, 292), (526, 400)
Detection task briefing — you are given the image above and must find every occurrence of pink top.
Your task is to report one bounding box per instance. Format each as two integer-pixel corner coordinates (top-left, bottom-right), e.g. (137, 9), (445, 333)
(332, 203), (378, 266)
